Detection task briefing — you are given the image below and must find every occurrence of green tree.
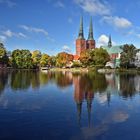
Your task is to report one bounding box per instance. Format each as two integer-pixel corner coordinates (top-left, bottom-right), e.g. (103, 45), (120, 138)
(0, 43), (6, 57)
(48, 56), (56, 67)
(120, 44), (138, 68)
(32, 50), (41, 68)
(0, 43), (9, 65)
(79, 48), (110, 67)
(92, 48), (110, 66)
(40, 53), (50, 67)
(11, 49), (33, 68)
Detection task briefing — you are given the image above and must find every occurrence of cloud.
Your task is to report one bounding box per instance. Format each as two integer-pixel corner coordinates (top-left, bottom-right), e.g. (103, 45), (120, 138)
(74, 0), (111, 16)
(62, 45), (71, 52)
(20, 25), (55, 42)
(112, 111), (129, 123)
(103, 16), (132, 29)
(136, 34), (140, 38)
(18, 32), (27, 38)
(3, 30), (13, 37)
(20, 25), (48, 36)
(0, 35), (7, 42)
(122, 28), (140, 39)
(3, 30), (27, 38)
(54, 1), (65, 8)
(0, 0), (16, 7)
(97, 34), (116, 47)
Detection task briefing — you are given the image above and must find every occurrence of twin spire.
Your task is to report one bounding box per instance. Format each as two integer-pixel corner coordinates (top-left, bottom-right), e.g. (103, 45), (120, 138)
(78, 16), (94, 40)
(88, 17), (94, 40)
(78, 16), (84, 39)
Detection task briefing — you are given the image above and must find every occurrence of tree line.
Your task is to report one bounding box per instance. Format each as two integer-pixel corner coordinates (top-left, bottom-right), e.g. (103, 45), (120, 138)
(0, 42), (139, 69)
(0, 42), (110, 69)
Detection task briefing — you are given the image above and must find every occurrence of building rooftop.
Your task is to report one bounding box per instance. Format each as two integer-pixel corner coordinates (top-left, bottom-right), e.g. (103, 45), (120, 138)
(73, 55), (80, 60)
(101, 45), (123, 54)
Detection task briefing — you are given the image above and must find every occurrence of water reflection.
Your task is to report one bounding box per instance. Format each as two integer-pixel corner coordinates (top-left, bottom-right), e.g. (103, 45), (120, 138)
(0, 70), (140, 97)
(0, 70), (8, 94)
(0, 70), (140, 139)
(10, 70), (49, 90)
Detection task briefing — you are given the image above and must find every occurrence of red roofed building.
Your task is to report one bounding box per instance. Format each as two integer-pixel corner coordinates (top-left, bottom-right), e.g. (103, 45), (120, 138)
(73, 55), (80, 61)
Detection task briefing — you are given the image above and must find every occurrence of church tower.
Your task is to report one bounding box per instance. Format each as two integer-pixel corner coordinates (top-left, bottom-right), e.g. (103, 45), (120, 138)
(108, 35), (112, 48)
(86, 17), (95, 49)
(76, 16), (86, 56)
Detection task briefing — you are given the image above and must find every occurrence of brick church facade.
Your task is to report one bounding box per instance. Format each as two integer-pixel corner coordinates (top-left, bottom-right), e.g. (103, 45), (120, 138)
(76, 17), (95, 56)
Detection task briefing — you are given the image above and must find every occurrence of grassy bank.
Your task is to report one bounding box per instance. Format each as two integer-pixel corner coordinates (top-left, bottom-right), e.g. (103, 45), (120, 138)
(49, 67), (89, 73)
(97, 68), (140, 74)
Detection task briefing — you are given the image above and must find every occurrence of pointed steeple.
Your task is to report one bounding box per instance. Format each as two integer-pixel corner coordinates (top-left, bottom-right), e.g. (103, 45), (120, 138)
(87, 99), (92, 127)
(76, 102), (82, 126)
(78, 16), (85, 39)
(107, 92), (111, 107)
(88, 17), (94, 40)
(108, 35), (112, 48)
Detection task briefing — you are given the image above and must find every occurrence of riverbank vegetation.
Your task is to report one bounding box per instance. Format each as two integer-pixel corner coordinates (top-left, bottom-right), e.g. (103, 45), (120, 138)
(0, 42), (140, 72)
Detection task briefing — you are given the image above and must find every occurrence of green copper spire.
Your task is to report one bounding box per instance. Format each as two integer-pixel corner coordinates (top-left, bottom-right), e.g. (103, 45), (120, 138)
(88, 17), (94, 40)
(108, 35), (112, 48)
(78, 16), (85, 39)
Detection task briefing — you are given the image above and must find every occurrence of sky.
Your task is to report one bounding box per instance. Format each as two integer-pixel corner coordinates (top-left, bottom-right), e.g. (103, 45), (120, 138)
(0, 0), (140, 55)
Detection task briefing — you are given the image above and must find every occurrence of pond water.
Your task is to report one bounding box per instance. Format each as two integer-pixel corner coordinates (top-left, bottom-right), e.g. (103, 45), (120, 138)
(0, 70), (140, 140)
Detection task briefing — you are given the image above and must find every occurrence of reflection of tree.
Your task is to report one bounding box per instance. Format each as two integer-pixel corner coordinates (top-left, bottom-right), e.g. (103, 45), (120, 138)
(11, 70), (32, 90)
(120, 74), (136, 98)
(51, 72), (73, 88)
(10, 70), (49, 90)
(73, 72), (108, 94)
(31, 71), (40, 89)
(39, 72), (49, 86)
(0, 70), (8, 94)
(91, 73), (108, 93)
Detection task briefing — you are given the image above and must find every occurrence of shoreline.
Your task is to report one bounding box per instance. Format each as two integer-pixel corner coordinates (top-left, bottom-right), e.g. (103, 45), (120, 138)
(0, 67), (140, 74)
(49, 67), (89, 73)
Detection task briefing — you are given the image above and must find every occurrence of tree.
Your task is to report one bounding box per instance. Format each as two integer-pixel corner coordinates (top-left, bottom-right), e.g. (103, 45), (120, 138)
(0, 43), (9, 65)
(40, 53), (50, 67)
(0, 43), (6, 57)
(56, 52), (73, 67)
(48, 56), (56, 67)
(32, 50), (41, 68)
(79, 50), (91, 66)
(79, 48), (110, 67)
(67, 54), (74, 62)
(120, 44), (138, 68)
(92, 48), (110, 66)
(11, 49), (33, 68)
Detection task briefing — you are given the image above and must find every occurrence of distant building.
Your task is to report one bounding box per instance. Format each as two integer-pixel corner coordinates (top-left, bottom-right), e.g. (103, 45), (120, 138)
(75, 17), (95, 56)
(134, 75), (140, 92)
(134, 51), (140, 68)
(101, 36), (123, 68)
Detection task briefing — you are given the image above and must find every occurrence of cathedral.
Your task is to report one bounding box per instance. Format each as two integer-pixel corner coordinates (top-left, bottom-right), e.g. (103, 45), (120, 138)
(76, 17), (95, 56)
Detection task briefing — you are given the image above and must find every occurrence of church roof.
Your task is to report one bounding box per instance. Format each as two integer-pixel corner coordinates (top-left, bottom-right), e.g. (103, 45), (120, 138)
(101, 45), (123, 54)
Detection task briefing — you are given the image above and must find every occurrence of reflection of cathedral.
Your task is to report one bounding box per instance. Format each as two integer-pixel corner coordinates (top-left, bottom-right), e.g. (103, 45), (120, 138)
(73, 75), (94, 126)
